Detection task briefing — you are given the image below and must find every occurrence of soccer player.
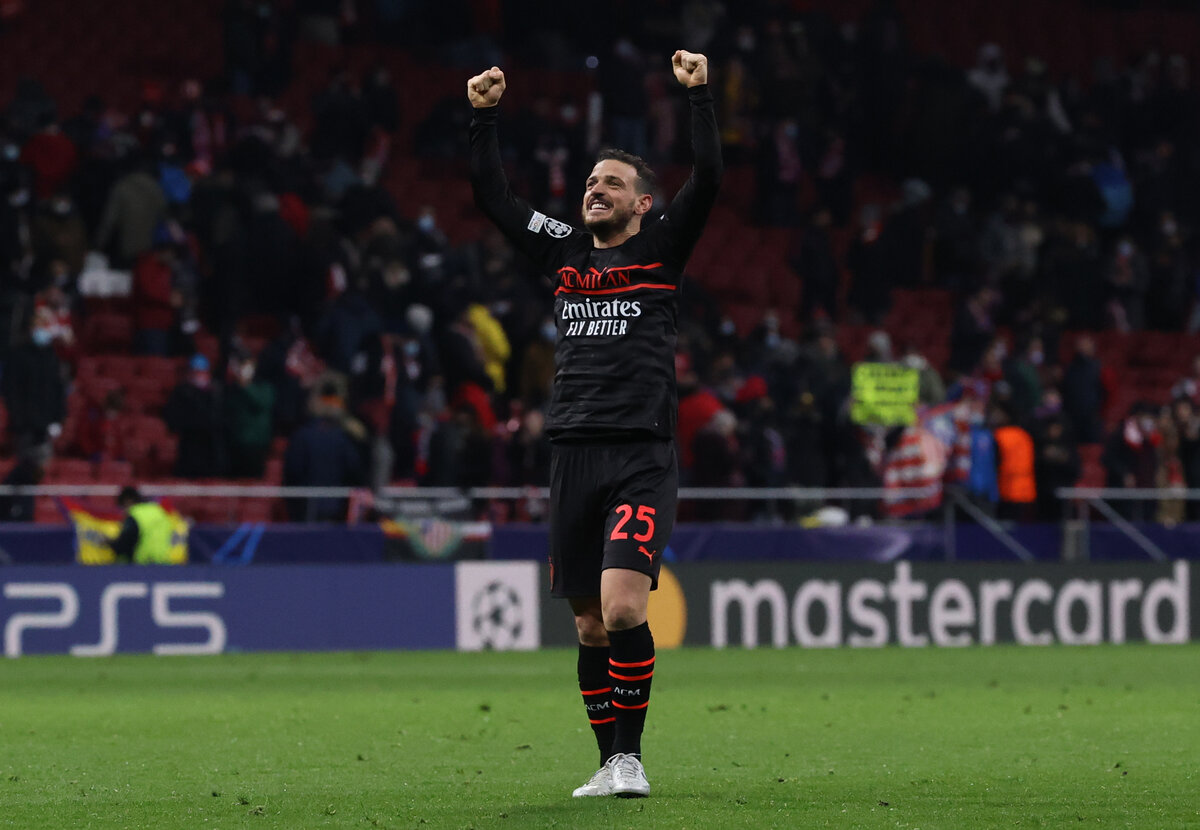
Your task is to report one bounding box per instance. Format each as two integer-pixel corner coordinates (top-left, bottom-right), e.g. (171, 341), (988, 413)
(467, 50), (721, 798)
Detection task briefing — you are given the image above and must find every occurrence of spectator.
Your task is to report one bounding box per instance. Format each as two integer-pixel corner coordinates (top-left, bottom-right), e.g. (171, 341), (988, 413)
(966, 43), (1010, 112)
(466, 301), (511, 395)
(315, 275), (383, 397)
(1146, 211), (1190, 332)
(438, 303), (494, 396)
(507, 408), (551, 487)
(1031, 389), (1080, 521)
(282, 377), (367, 521)
(881, 180), (933, 290)
(1169, 394), (1200, 521)
(1156, 406), (1186, 525)
(257, 318), (327, 436)
(1002, 334), (1044, 424)
(949, 286), (997, 377)
(164, 354), (227, 478)
(0, 443), (49, 522)
(882, 422), (947, 519)
(131, 231), (178, 355)
(602, 38), (649, 160)
(94, 156), (168, 268)
(1102, 402), (1162, 521)
(691, 409), (743, 518)
(964, 413), (999, 511)
(789, 207), (839, 324)
(1061, 335), (1108, 444)
(2, 307), (66, 452)
(900, 343), (946, 405)
(423, 401), (496, 497)
(754, 118), (802, 226)
(783, 389), (828, 491)
(734, 379), (788, 519)
(1104, 235), (1149, 331)
(31, 194), (88, 280)
(110, 486), (184, 564)
(1042, 221), (1104, 330)
(864, 329), (893, 363)
(992, 402), (1037, 522)
(224, 353), (276, 479)
(362, 64), (400, 134)
(20, 112), (77, 200)
(676, 355), (724, 480)
(846, 203), (890, 324)
(310, 67), (368, 164)
(931, 186), (979, 291)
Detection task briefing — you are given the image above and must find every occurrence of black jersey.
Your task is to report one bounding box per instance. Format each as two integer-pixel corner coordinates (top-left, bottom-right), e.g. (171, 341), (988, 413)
(469, 85), (722, 442)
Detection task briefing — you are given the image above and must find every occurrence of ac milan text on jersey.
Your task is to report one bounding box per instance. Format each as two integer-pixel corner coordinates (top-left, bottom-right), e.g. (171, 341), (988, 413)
(469, 85), (722, 442)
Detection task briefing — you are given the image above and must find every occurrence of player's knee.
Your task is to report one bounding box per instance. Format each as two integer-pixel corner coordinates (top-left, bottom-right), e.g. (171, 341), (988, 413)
(574, 610), (608, 646)
(601, 597), (647, 632)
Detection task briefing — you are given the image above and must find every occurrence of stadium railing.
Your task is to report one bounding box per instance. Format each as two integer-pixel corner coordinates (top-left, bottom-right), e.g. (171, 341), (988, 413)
(0, 483), (1188, 563)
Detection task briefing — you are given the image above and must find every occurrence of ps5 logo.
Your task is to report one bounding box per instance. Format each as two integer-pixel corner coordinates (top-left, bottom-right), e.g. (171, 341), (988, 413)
(3, 581), (226, 657)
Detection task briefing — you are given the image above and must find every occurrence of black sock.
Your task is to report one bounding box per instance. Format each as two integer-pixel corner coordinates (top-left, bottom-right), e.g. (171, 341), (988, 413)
(607, 622), (655, 758)
(577, 644), (615, 766)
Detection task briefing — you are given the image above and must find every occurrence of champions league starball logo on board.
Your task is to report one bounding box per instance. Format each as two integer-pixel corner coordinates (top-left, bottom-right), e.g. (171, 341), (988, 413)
(455, 562), (540, 651)
(469, 581), (525, 650)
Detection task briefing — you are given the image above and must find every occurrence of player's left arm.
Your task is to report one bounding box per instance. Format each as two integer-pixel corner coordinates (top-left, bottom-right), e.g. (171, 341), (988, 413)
(660, 50), (723, 259)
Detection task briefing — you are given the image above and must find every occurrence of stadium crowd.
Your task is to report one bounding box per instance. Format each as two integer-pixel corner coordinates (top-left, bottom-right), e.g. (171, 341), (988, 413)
(2, 0), (1200, 523)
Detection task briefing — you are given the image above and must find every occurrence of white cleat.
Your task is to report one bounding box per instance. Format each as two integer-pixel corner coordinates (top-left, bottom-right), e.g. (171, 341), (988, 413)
(572, 765), (614, 797)
(607, 752), (650, 798)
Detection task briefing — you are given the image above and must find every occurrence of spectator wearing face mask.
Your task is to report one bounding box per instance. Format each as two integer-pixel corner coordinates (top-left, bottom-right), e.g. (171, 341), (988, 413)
(224, 353), (276, 479)
(2, 307), (66, 452)
(1003, 334), (1045, 424)
(163, 354), (227, 478)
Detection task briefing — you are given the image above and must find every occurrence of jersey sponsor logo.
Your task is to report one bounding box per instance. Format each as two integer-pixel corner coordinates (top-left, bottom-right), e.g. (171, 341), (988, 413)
(559, 297), (642, 338)
(544, 217), (574, 238)
(560, 298), (642, 320)
(556, 263), (667, 294)
(526, 211), (546, 233)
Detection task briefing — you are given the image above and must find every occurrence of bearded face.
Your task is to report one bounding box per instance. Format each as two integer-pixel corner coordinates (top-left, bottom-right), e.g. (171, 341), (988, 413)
(581, 159), (650, 240)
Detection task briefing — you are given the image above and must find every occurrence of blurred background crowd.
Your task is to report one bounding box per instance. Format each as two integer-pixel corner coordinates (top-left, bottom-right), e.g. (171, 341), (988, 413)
(2, 0), (1200, 524)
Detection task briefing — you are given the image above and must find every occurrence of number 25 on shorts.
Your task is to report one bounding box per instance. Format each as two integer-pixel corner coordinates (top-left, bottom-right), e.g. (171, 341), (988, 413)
(610, 504), (656, 542)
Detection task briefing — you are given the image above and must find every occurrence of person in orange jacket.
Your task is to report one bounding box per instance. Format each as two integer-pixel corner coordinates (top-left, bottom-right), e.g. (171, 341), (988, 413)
(992, 402), (1037, 522)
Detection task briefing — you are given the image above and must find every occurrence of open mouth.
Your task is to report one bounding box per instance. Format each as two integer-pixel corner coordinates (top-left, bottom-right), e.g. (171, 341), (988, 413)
(587, 199), (611, 214)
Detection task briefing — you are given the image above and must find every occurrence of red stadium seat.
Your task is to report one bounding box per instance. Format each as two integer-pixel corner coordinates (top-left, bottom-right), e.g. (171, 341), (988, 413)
(95, 459), (134, 485)
(44, 458), (95, 483)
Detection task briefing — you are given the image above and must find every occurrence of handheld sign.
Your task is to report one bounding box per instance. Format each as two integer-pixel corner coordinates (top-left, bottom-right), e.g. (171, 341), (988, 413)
(851, 362), (919, 426)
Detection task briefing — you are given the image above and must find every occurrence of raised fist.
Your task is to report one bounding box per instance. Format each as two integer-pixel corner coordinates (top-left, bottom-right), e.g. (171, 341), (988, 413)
(467, 67), (506, 108)
(671, 50), (708, 87)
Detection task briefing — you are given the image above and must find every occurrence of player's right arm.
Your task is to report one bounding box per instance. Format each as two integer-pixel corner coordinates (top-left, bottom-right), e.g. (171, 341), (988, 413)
(467, 67), (574, 268)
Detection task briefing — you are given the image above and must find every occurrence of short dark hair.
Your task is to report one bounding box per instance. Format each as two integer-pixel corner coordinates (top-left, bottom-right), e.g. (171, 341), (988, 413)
(595, 148), (656, 195)
(118, 486), (143, 507)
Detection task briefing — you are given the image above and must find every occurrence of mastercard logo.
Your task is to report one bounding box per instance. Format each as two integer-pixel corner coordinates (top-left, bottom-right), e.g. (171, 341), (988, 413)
(647, 564), (687, 648)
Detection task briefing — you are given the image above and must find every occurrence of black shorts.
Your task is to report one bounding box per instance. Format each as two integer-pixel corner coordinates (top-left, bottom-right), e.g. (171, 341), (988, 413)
(548, 439), (678, 598)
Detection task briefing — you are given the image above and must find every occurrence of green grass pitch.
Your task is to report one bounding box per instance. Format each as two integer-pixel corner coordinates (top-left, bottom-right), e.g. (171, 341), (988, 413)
(2, 645), (1198, 829)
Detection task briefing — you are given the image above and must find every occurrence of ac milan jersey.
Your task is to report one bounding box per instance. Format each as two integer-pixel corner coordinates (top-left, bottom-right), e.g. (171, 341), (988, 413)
(469, 85), (722, 442)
